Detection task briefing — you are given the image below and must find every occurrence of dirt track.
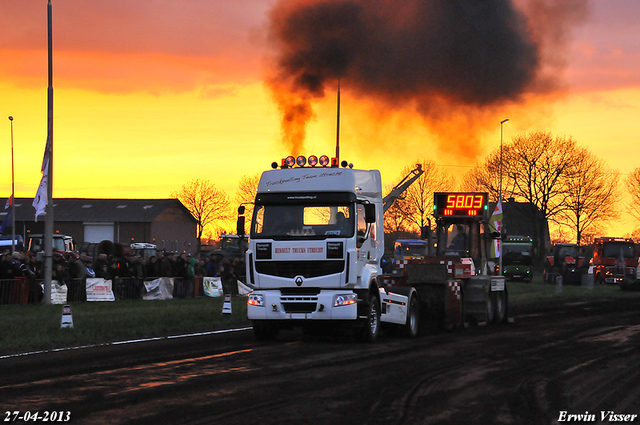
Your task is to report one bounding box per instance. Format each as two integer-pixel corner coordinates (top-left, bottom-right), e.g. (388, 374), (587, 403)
(1, 295), (640, 425)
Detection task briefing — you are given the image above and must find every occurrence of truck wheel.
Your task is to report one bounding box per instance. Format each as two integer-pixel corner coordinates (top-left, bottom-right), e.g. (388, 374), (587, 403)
(253, 321), (279, 341)
(404, 295), (420, 337)
(493, 291), (507, 324)
(361, 294), (380, 343)
(485, 290), (495, 324)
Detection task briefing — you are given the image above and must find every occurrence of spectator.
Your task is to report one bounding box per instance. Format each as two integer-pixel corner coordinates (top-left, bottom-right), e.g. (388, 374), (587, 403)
(67, 254), (87, 302)
(146, 255), (160, 278)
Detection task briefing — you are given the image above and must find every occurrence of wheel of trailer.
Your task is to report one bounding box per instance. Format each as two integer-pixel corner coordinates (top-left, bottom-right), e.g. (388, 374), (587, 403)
(485, 289), (495, 324)
(360, 294), (380, 343)
(404, 295), (420, 337)
(253, 321), (279, 341)
(492, 290), (507, 324)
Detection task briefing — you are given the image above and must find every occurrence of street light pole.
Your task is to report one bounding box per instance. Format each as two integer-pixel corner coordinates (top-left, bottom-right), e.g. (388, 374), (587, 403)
(499, 118), (509, 203)
(499, 118), (509, 277)
(9, 116), (15, 254)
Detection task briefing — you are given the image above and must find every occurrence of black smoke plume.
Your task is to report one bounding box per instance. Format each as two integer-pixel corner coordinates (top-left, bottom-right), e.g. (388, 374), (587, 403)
(266, 0), (587, 157)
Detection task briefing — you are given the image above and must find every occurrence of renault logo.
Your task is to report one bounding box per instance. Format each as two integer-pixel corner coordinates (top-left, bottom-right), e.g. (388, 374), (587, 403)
(294, 276), (304, 286)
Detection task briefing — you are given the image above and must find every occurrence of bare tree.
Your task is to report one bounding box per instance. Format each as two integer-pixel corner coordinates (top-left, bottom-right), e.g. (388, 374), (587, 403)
(557, 148), (620, 245)
(626, 167), (640, 226)
(503, 131), (578, 221)
(499, 131), (579, 263)
(392, 160), (455, 233)
(171, 179), (232, 254)
(460, 149), (517, 203)
(234, 173), (260, 233)
(383, 187), (413, 234)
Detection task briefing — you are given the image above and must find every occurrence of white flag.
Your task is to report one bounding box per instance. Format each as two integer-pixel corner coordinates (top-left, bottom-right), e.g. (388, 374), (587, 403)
(33, 159), (49, 222)
(489, 200), (503, 259)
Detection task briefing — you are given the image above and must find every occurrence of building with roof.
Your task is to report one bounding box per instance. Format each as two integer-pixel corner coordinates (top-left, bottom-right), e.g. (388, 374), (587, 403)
(1, 198), (198, 254)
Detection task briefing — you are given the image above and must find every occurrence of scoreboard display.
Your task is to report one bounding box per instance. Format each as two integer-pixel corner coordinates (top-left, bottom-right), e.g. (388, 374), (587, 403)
(433, 192), (488, 218)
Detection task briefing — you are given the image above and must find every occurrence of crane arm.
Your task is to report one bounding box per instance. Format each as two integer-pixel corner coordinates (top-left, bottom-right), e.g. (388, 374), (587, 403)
(382, 164), (424, 213)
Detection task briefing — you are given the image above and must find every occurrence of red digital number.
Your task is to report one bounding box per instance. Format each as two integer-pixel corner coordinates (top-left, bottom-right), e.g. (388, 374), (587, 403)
(446, 194), (456, 209)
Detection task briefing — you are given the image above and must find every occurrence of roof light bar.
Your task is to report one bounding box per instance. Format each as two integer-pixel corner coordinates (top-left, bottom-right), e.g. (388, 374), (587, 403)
(275, 154), (350, 169)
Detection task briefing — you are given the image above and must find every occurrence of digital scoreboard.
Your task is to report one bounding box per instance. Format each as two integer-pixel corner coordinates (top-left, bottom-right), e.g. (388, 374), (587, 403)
(433, 192), (488, 218)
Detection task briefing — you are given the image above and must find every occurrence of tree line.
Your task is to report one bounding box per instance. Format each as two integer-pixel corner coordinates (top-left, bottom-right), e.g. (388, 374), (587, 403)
(172, 131), (640, 253)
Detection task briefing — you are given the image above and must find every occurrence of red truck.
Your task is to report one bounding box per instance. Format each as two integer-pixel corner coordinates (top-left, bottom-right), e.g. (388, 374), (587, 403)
(592, 237), (637, 285)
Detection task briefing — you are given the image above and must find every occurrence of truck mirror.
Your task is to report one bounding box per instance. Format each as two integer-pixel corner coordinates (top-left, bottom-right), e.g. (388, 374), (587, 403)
(238, 205), (245, 215)
(236, 216), (246, 236)
(364, 204), (376, 223)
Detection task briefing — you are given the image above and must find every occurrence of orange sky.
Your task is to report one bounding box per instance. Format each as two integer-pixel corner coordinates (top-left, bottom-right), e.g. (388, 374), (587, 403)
(1, 0), (639, 239)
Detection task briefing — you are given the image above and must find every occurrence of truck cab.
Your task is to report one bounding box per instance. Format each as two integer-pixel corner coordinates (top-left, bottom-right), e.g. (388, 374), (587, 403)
(592, 237), (636, 284)
(502, 236), (533, 282)
(394, 239), (430, 261)
(243, 156), (387, 340)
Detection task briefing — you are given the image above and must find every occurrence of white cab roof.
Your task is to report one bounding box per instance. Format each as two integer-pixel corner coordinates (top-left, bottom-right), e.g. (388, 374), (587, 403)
(258, 167), (381, 198)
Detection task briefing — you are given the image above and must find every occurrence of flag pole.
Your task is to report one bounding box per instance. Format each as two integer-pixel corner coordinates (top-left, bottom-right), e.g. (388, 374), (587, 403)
(43, 0), (54, 304)
(9, 116), (15, 254)
(335, 79), (340, 161)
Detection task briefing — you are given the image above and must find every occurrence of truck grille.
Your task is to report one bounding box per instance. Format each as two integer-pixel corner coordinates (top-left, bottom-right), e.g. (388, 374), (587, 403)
(255, 260), (344, 278)
(282, 302), (317, 314)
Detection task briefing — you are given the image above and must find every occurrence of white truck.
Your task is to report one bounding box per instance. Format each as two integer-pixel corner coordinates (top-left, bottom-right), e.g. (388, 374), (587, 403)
(240, 156), (506, 341)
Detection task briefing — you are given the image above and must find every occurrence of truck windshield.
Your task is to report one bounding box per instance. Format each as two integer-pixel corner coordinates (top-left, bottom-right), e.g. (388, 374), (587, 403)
(395, 242), (429, 259)
(437, 222), (470, 256)
(603, 243), (635, 259)
(504, 244), (532, 265)
(252, 204), (354, 239)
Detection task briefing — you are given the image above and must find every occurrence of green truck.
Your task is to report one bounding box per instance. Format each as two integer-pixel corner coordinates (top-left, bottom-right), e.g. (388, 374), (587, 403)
(502, 236), (533, 282)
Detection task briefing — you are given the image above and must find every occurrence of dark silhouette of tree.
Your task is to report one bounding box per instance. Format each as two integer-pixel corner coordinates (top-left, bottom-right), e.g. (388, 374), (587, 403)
(171, 179), (232, 254)
(557, 147), (620, 245)
(460, 149), (517, 203)
(234, 173), (260, 234)
(626, 167), (640, 227)
(388, 160), (455, 234)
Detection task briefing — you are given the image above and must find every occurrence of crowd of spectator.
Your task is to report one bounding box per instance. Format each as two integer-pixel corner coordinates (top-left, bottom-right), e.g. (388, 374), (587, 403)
(0, 248), (246, 304)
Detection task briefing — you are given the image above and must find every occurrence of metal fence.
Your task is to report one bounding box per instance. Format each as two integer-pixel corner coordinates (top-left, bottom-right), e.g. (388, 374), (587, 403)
(0, 276), (206, 305)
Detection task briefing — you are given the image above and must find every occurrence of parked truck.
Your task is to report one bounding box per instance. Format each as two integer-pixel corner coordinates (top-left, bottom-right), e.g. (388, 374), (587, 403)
(592, 237), (637, 285)
(394, 239), (430, 261)
(543, 243), (583, 285)
(502, 236), (533, 282)
(240, 155), (506, 341)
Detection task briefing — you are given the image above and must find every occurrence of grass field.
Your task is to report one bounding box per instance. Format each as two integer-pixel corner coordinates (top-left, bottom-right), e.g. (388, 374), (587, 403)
(1, 280), (639, 355)
(0, 296), (249, 355)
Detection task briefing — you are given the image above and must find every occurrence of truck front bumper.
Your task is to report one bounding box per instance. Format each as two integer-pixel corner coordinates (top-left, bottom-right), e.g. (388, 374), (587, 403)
(247, 290), (358, 321)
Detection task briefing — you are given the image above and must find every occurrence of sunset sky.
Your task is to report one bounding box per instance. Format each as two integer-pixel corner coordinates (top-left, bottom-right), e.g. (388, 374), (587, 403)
(1, 0), (639, 238)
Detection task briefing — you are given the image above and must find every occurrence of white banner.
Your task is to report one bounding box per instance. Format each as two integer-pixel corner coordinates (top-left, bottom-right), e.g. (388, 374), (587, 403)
(50, 281), (68, 304)
(86, 278), (115, 302)
(203, 277), (223, 297)
(143, 277), (174, 300)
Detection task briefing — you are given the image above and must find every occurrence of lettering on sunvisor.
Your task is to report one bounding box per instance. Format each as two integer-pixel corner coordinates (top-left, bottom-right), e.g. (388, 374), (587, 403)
(275, 247), (324, 254)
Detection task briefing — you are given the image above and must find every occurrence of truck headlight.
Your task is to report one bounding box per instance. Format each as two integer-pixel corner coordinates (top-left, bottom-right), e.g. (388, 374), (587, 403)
(248, 293), (264, 307)
(334, 293), (357, 307)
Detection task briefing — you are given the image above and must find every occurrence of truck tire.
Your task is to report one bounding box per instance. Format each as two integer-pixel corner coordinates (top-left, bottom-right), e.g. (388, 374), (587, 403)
(404, 295), (420, 337)
(360, 294), (380, 343)
(253, 321), (279, 341)
(485, 289), (495, 324)
(492, 291), (507, 324)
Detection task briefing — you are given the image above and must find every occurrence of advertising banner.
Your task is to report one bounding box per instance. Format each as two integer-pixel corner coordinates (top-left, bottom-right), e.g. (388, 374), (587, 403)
(50, 281), (68, 304)
(143, 278), (174, 300)
(203, 277), (223, 297)
(86, 278), (115, 302)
